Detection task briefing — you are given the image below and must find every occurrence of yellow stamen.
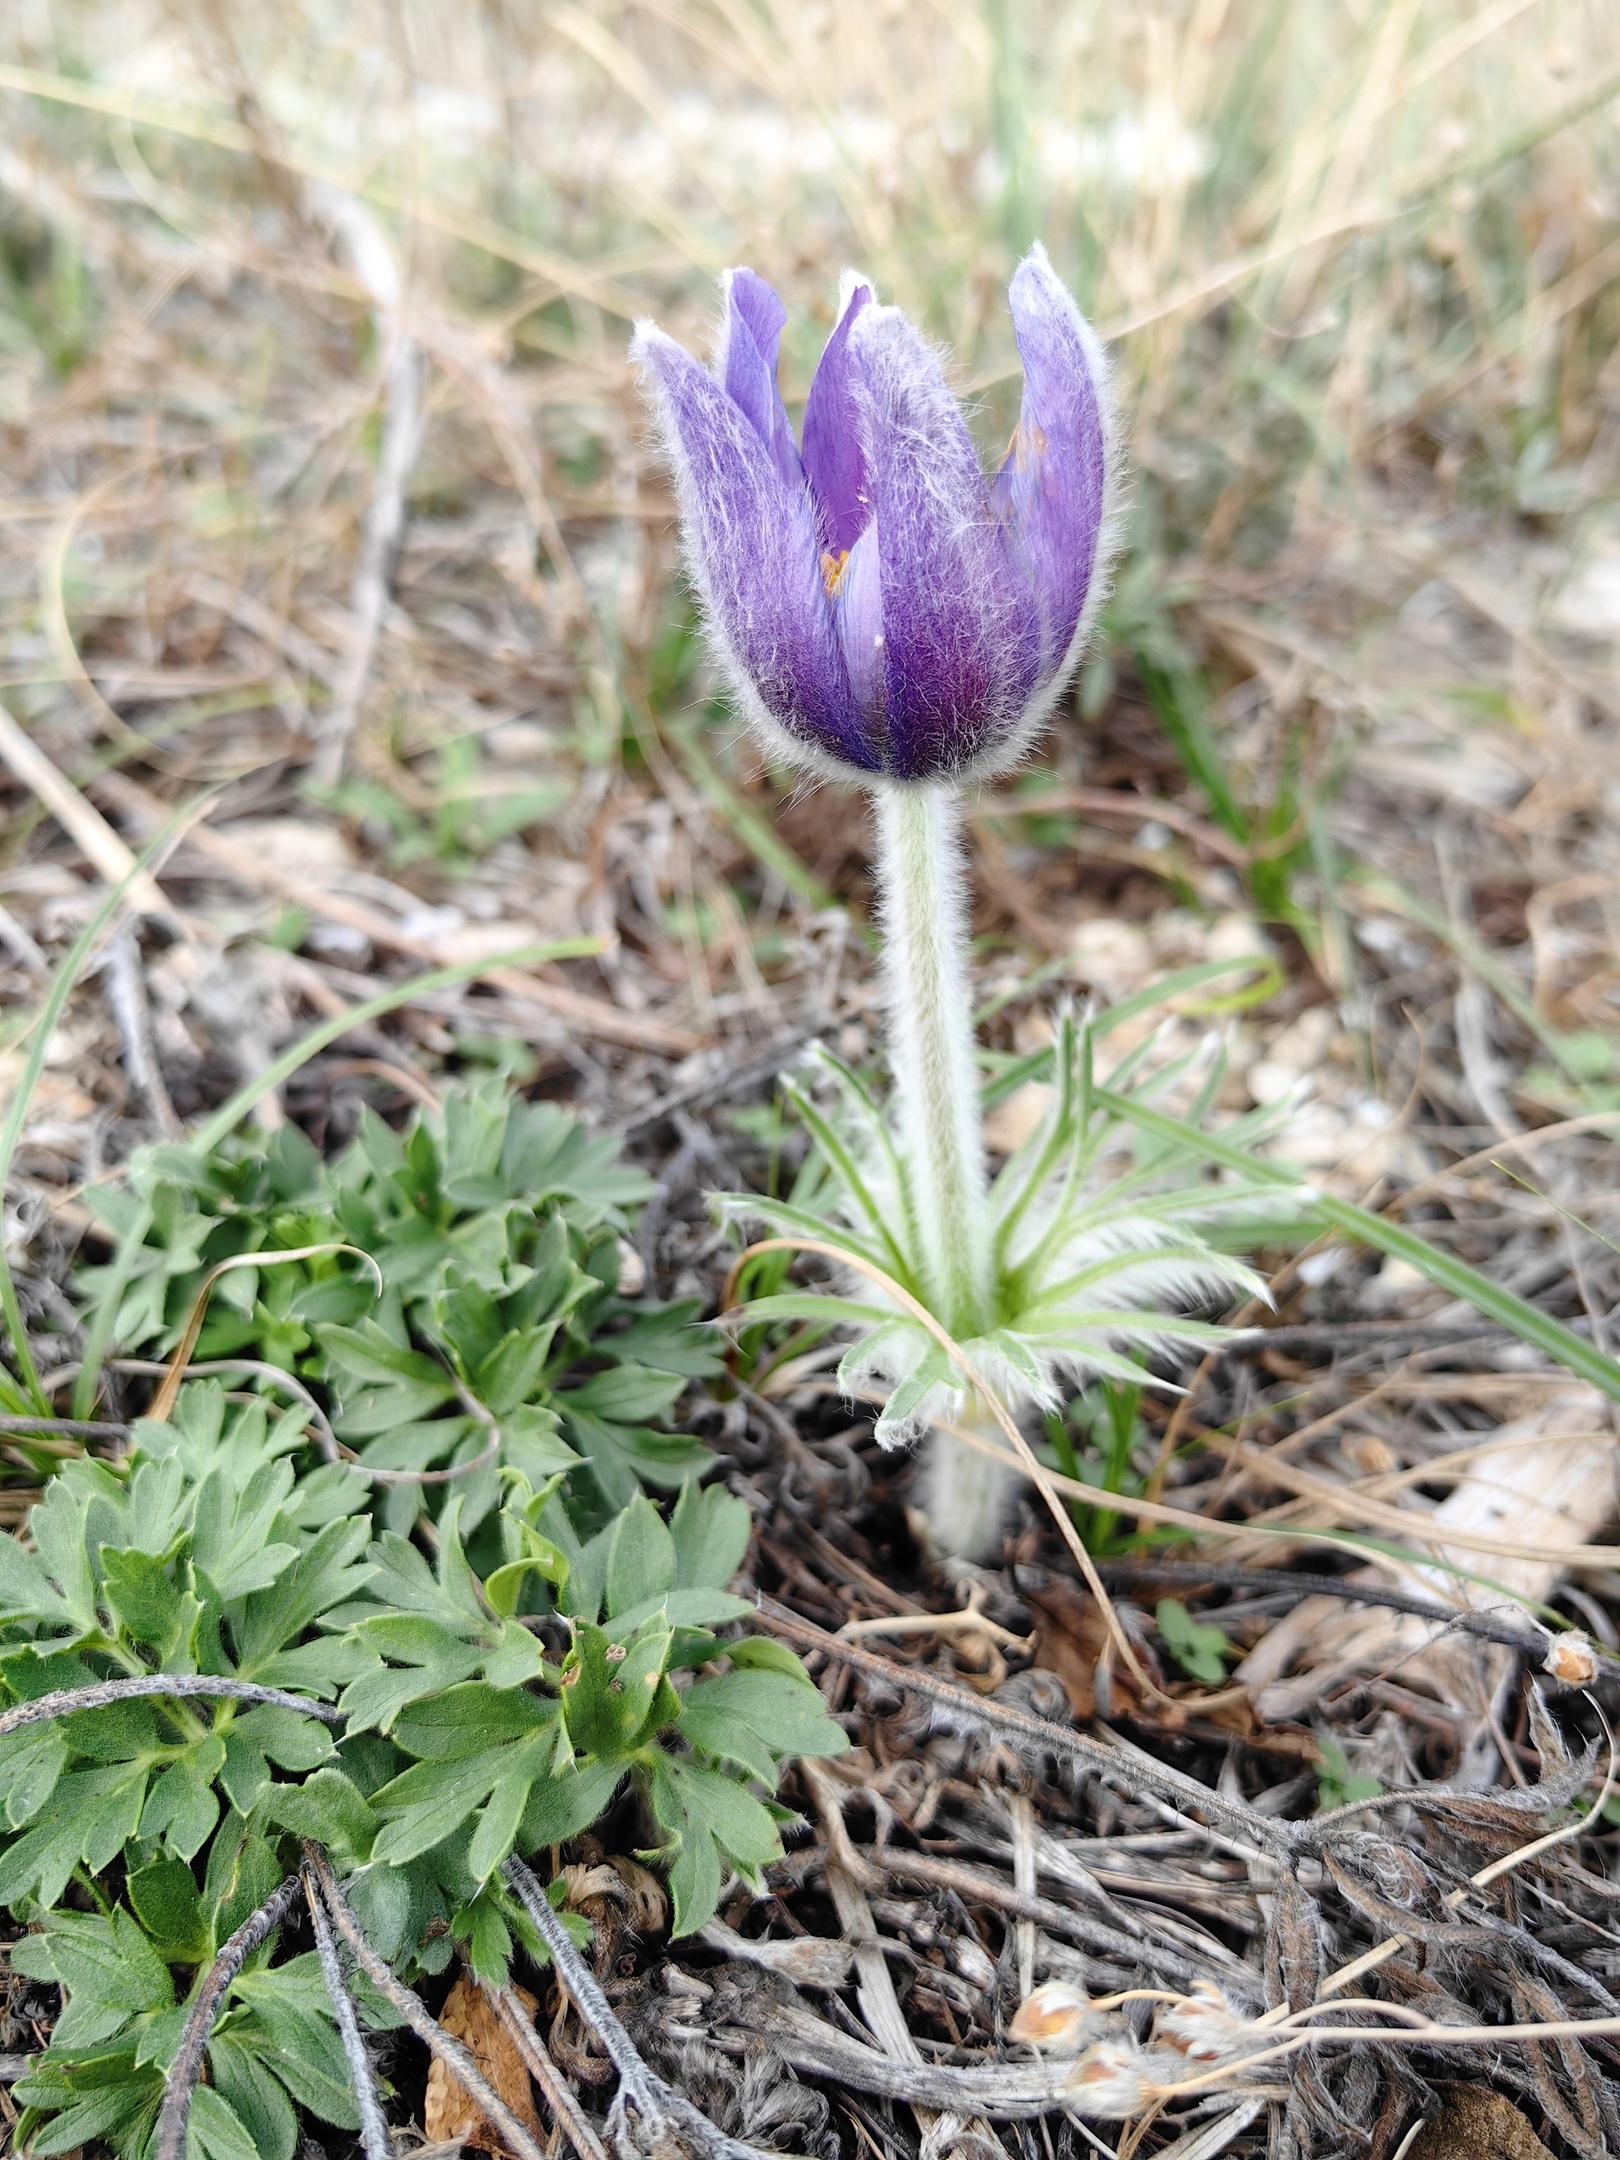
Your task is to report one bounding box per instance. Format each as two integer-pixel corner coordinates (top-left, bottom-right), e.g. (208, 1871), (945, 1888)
(821, 548), (851, 597)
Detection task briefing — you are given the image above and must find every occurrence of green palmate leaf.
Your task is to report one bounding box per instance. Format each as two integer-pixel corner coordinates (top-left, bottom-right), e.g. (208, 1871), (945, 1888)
(231, 1517), (375, 1673)
(371, 1682), (561, 1867)
(1, 1062), (861, 2157)
(517, 1756), (627, 1847)
(14, 2049), (163, 2159)
(186, 2082), (264, 2160)
(12, 1907), (172, 2027)
(0, 1762), (150, 1907)
(0, 1721), (67, 1828)
(254, 1766), (379, 1864)
(338, 1618), (493, 1736)
(563, 1363), (687, 1425)
(1155, 1598), (1231, 1684)
(600, 1300), (726, 1378)
(560, 1406), (715, 1507)
(561, 1615), (673, 1757)
(206, 2039), (299, 2160)
(669, 1478), (752, 1593)
(648, 1756), (785, 1937)
(228, 1957), (362, 2128)
(127, 1859), (212, 1963)
(605, 1492), (675, 1614)
(219, 1704), (334, 1815)
(677, 1670), (849, 1780)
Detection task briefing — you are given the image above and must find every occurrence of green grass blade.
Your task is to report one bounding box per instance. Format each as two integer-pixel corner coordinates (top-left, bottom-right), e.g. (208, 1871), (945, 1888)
(1134, 656), (1247, 841)
(1097, 1086), (1620, 1405)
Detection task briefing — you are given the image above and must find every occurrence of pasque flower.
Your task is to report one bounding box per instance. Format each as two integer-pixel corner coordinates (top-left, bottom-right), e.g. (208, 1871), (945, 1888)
(635, 253), (1270, 1564)
(633, 246), (1117, 783)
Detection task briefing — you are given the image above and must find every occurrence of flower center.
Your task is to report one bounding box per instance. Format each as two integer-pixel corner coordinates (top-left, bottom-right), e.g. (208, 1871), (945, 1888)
(820, 548), (851, 597)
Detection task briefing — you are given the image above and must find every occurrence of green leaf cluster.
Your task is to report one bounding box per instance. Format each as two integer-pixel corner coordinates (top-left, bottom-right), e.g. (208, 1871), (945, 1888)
(11, 1897), (388, 2160)
(73, 1077), (723, 1523)
(726, 1009), (1294, 1447)
(0, 1079), (847, 2156)
(0, 1395), (844, 2152)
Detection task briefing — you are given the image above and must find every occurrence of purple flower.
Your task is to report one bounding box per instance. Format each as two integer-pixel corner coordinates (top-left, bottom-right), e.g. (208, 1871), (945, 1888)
(633, 246), (1117, 786)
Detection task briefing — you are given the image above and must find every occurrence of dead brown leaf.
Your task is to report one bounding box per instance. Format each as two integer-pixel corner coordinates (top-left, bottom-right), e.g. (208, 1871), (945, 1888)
(1408, 2087), (1556, 2160)
(423, 1974), (544, 2154)
(1025, 1579), (1142, 1720)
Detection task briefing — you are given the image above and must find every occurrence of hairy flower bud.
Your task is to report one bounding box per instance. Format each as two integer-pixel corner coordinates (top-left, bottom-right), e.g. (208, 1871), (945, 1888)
(1008, 1979), (1104, 2053)
(1544, 1630), (1598, 1685)
(1059, 2037), (1152, 2117)
(633, 248), (1118, 785)
(1154, 1981), (1254, 2062)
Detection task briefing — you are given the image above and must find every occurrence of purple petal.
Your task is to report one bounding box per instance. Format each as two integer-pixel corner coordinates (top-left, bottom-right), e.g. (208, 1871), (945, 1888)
(832, 520), (884, 721)
(846, 306), (1040, 781)
(996, 244), (1113, 681)
(717, 268), (802, 490)
(802, 277), (873, 563)
(634, 323), (875, 773)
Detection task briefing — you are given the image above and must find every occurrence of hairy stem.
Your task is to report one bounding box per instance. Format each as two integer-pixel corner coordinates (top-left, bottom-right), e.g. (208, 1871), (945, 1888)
(0, 1675), (345, 1739)
(302, 1865), (392, 2160)
(871, 784), (989, 1335)
(921, 1397), (1017, 1563)
(154, 1875), (303, 2160)
(305, 1846), (552, 2160)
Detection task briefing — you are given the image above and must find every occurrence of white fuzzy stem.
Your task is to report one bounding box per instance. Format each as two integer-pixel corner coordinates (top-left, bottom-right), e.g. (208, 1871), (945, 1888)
(921, 1398), (1017, 1562)
(871, 783), (990, 1336)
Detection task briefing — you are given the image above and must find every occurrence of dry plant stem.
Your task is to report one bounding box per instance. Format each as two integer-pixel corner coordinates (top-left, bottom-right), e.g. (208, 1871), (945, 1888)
(660, 1986), (1082, 2120)
(301, 1863), (392, 2160)
(839, 1599), (1030, 1654)
(500, 1854), (770, 2160)
(725, 1238), (1171, 1705)
(1140, 2000), (1620, 2106)
(755, 1600), (1291, 1859)
(736, 1769), (999, 2156)
(57, 1355), (342, 1458)
(95, 769), (700, 1055)
(936, 1394), (1620, 1573)
(1008, 1790), (1038, 1999)
(145, 1242), (381, 1423)
(87, 1352), (494, 1486)
(0, 1675), (345, 1738)
(153, 1873), (303, 2160)
(1097, 1559), (1598, 1670)
(800, 1760), (931, 2102)
(102, 929), (180, 1137)
(313, 190), (426, 785)
(1316, 1714), (1620, 1998)
(0, 1413), (128, 1441)
(0, 696), (174, 922)
(304, 1847), (551, 2160)
(487, 1983), (613, 2160)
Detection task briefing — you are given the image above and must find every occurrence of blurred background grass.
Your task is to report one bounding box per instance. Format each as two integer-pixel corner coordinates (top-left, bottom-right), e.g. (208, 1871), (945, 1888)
(1, 0), (1618, 1145)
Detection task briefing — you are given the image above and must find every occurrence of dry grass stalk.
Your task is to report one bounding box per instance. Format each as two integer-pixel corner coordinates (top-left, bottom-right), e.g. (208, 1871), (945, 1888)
(1237, 1386), (1617, 1721)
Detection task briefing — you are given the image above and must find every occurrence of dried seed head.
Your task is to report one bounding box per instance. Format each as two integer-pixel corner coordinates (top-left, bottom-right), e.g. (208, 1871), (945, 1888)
(1544, 1631), (1598, 1686)
(1059, 2038), (1150, 2117)
(1154, 1981), (1252, 2062)
(1008, 1980), (1096, 2052)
